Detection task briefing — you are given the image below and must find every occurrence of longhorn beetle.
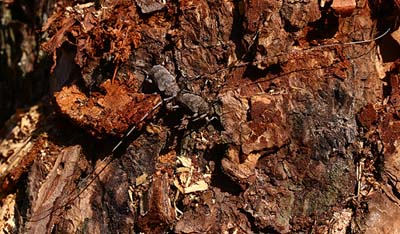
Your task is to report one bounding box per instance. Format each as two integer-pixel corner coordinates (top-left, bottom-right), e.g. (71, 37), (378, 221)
(149, 65), (213, 120)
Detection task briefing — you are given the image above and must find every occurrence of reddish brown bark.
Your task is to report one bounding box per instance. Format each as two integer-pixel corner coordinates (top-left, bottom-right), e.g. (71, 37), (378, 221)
(0, 0), (400, 233)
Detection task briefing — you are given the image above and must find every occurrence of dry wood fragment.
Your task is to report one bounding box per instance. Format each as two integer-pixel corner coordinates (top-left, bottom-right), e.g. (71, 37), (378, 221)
(331, 0), (356, 16)
(26, 145), (82, 234)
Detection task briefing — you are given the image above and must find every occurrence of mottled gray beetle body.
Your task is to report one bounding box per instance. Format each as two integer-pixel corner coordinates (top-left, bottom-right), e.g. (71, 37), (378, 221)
(149, 65), (180, 98)
(149, 65), (212, 118)
(177, 92), (210, 117)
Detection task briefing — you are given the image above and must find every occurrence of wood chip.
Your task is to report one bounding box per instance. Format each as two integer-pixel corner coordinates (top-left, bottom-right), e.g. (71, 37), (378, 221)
(184, 180), (209, 194)
(331, 0), (356, 16)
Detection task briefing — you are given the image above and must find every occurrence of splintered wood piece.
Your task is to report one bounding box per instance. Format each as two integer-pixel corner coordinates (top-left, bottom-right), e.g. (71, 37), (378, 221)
(219, 90), (289, 155)
(331, 0), (356, 16)
(26, 146), (82, 234)
(0, 105), (41, 197)
(137, 173), (175, 233)
(135, 0), (165, 14)
(54, 80), (161, 138)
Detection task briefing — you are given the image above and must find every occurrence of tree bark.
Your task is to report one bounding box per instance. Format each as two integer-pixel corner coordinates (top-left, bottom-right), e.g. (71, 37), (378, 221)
(0, 0), (400, 233)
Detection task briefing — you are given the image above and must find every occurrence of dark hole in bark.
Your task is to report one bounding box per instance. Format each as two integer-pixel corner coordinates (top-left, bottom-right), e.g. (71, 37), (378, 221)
(204, 144), (242, 195)
(306, 11), (338, 42)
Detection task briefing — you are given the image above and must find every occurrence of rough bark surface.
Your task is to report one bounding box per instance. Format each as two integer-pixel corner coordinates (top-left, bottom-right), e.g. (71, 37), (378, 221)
(0, 0), (399, 233)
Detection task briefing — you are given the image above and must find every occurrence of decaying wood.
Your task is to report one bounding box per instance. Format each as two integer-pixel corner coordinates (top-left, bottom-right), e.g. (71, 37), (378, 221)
(54, 80), (161, 138)
(0, 105), (41, 198)
(0, 0), (399, 233)
(26, 145), (82, 234)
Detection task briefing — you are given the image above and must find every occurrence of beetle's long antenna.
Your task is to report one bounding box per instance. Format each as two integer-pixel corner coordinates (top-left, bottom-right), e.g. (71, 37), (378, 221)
(308, 27), (391, 50)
